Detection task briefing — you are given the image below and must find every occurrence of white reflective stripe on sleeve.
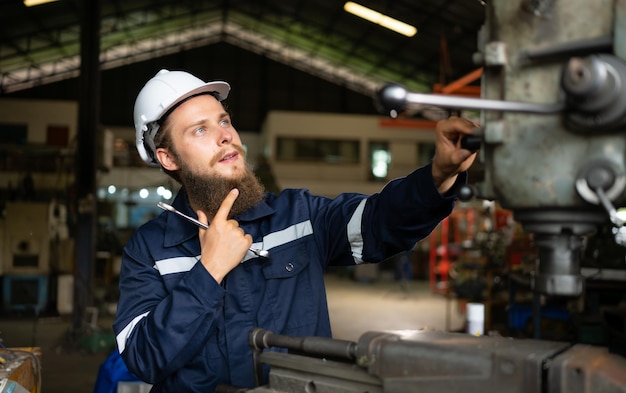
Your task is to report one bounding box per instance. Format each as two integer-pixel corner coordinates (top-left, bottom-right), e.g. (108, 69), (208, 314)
(347, 198), (367, 264)
(116, 311), (150, 354)
(154, 256), (199, 276)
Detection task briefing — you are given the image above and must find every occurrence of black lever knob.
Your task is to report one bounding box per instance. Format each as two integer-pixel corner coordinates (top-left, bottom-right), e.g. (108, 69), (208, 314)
(461, 135), (482, 151)
(457, 184), (475, 201)
(375, 83), (409, 116)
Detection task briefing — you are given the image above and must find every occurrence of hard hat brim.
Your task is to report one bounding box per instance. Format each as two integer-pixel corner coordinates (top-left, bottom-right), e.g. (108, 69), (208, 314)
(156, 80), (231, 123)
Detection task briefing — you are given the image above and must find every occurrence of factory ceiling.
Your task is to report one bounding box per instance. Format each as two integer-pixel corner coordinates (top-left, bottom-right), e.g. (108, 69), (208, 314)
(0, 0), (486, 130)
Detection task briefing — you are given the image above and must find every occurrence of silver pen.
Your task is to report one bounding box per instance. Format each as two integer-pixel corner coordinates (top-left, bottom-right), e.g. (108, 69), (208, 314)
(157, 201), (269, 258)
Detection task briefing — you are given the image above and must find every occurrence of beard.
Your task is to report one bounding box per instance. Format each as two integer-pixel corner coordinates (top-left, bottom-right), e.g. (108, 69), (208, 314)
(179, 158), (266, 219)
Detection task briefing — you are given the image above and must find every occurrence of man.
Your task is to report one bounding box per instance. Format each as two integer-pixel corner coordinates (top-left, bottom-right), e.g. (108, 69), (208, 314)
(113, 69), (477, 392)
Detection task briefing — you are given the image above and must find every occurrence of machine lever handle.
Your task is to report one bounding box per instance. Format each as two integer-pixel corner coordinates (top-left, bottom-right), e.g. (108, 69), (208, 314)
(593, 187), (624, 228)
(377, 83), (565, 116)
(461, 135), (482, 151)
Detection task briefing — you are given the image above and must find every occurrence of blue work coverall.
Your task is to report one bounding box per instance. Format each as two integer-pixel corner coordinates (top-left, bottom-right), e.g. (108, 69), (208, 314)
(113, 164), (462, 392)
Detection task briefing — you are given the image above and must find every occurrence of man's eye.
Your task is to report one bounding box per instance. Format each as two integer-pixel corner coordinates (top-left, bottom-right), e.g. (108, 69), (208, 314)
(219, 119), (230, 127)
(194, 127), (206, 134)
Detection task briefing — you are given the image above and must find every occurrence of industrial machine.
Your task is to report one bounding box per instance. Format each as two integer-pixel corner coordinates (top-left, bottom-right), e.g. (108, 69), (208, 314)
(378, 0), (626, 297)
(233, 328), (626, 393)
(227, 1), (626, 392)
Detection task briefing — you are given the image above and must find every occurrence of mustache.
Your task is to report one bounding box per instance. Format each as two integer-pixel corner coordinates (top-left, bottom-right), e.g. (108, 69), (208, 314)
(209, 144), (246, 166)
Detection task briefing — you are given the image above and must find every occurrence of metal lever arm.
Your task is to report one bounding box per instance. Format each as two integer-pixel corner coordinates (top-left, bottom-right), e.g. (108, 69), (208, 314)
(377, 83), (565, 116)
(594, 187), (624, 228)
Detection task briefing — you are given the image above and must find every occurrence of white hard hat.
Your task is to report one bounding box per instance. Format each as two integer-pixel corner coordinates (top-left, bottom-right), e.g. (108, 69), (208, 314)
(134, 69), (231, 167)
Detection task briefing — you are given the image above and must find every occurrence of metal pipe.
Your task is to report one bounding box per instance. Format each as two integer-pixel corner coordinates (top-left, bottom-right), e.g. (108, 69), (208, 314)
(249, 328), (357, 360)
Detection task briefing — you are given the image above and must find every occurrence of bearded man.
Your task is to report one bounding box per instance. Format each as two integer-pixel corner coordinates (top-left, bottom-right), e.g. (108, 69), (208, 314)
(113, 69), (476, 392)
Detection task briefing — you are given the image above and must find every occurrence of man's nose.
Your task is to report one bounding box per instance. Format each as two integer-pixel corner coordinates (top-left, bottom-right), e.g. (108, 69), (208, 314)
(218, 128), (232, 145)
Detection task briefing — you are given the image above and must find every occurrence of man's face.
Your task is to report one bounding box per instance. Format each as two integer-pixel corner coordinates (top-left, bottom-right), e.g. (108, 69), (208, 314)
(156, 94), (265, 218)
(158, 94), (247, 180)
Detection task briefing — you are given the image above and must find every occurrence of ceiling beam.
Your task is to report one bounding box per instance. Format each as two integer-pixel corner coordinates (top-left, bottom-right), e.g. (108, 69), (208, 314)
(1, 9), (432, 95)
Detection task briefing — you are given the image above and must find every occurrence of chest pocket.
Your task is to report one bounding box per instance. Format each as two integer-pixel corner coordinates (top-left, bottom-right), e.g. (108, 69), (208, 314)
(261, 239), (318, 333)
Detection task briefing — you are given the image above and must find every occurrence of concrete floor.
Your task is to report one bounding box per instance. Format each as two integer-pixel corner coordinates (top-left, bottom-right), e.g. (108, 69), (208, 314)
(327, 273), (466, 341)
(0, 273), (466, 393)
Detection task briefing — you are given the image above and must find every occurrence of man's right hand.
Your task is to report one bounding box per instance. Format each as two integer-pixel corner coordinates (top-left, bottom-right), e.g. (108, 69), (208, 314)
(197, 188), (253, 284)
(431, 116), (478, 194)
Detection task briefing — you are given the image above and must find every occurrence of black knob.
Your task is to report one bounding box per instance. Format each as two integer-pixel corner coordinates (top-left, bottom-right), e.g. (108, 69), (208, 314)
(457, 184), (475, 201)
(375, 83), (409, 116)
(461, 135), (482, 151)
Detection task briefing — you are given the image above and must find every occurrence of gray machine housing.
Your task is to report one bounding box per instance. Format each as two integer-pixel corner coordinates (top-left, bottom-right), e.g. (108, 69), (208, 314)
(234, 328), (626, 393)
(377, 0), (626, 297)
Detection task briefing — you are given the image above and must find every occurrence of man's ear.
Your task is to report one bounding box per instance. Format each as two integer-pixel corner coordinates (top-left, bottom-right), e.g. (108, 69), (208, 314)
(156, 148), (180, 171)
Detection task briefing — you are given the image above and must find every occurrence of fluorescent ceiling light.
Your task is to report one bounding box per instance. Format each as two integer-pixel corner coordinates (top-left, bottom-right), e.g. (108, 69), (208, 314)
(24, 0), (58, 7)
(344, 2), (417, 37)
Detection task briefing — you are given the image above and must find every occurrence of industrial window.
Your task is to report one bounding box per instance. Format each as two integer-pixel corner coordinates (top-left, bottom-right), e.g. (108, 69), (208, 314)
(369, 141), (390, 181)
(276, 137), (359, 164)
